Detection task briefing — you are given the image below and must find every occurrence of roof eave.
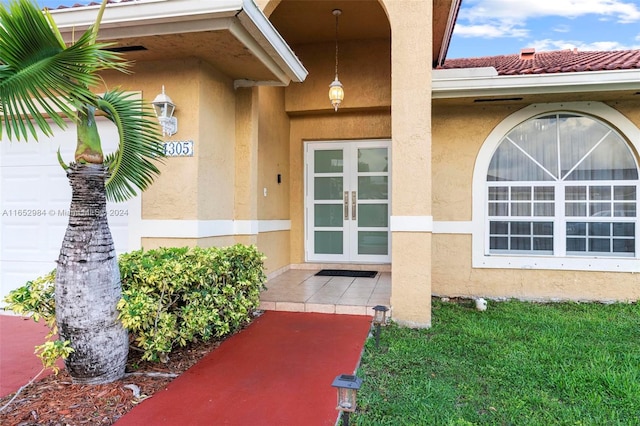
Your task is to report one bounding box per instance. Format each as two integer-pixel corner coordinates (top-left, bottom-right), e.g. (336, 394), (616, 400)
(50, 0), (308, 86)
(434, 0), (462, 68)
(432, 68), (640, 98)
(237, 1), (307, 85)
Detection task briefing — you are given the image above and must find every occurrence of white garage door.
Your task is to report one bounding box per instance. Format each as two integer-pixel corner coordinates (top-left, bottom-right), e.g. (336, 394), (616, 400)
(0, 118), (140, 305)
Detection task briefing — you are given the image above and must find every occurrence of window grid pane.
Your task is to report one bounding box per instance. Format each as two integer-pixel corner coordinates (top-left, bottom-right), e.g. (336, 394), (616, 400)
(487, 113), (639, 258)
(488, 186), (555, 218)
(489, 221), (554, 253)
(566, 184), (638, 219)
(566, 222), (635, 256)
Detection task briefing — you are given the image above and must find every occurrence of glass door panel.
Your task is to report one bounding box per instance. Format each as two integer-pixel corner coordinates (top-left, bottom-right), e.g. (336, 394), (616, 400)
(353, 146), (390, 260)
(306, 141), (391, 263)
(314, 177), (343, 200)
(311, 148), (346, 259)
(315, 231), (343, 255)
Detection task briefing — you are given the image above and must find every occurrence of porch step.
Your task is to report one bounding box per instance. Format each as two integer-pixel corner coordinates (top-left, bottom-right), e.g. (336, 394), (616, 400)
(258, 301), (376, 316)
(259, 270), (391, 317)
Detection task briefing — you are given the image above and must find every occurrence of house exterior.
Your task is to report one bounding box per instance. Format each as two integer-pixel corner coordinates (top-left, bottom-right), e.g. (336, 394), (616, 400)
(433, 49), (640, 303)
(1, 0), (639, 327)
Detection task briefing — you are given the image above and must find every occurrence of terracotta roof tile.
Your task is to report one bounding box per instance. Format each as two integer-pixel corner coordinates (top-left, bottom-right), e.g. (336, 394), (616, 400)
(45, 0), (134, 10)
(441, 49), (640, 75)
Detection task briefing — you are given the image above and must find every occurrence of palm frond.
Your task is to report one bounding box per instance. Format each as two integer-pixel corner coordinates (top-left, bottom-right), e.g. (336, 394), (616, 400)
(99, 89), (165, 202)
(0, 0), (129, 141)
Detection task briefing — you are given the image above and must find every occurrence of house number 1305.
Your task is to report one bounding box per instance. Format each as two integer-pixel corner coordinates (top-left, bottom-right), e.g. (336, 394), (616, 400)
(163, 140), (194, 157)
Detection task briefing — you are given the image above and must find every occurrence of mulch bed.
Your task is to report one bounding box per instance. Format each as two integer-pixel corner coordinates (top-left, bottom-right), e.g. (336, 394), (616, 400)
(0, 337), (223, 425)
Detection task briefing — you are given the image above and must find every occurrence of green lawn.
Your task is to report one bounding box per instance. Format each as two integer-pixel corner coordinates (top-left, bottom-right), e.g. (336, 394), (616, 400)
(352, 299), (640, 425)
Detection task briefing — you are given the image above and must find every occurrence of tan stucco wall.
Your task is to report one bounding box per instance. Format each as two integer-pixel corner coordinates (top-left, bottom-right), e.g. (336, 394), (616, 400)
(258, 87), (290, 220)
(97, 40), (296, 276)
(284, 39), (391, 113)
(235, 87), (258, 223)
(256, 86), (292, 272)
(102, 58), (270, 254)
(257, 230), (290, 274)
(432, 104), (517, 221)
(101, 58), (236, 221)
(432, 234), (640, 301)
(198, 62), (237, 220)
(141, 236), (238, 250)
(385, 0), (433, 327)
(431, 100), (640, 302)
(608, 100), (640, 136)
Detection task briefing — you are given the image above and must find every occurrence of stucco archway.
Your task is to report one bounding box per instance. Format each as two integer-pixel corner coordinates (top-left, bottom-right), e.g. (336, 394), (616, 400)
(256, 0), (455, 327)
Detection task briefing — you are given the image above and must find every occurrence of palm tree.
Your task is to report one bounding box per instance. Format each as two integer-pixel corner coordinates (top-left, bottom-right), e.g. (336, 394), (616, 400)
(0, 0), (164, 384)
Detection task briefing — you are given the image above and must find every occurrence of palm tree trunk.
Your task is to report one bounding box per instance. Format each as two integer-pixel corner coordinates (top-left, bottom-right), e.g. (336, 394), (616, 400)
(55, 163), (128, 384)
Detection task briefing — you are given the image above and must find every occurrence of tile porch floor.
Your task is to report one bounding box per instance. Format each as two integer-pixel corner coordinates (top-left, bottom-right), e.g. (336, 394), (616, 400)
(258, 268), (391, 316)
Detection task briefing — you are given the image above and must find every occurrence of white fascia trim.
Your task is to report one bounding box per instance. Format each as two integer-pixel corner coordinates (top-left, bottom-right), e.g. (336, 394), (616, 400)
(138, 219), (291, 238)
(258, 220), (291, 233)
(227, 18), (291, 86)
(237, 0), (308, 84)
(432, 221), (473, 234)
(390, 216), (433, 232)
(474, 255), (640, 273)
(50, 0), (242, 30)
(435, 0), (462, 67)
(50, 0), (307, 86)
(433, 68), (640, 99)
(385, 220), (474, 234)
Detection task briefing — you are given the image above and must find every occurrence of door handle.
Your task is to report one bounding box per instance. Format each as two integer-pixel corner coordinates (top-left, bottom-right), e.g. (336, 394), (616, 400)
(344, 191), (349, 220)
(352, 191), (357, 220)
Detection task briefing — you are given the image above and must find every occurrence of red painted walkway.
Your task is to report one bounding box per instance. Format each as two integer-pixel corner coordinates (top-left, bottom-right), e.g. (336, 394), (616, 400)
(118, 311), (372, 425)
(1, 311), (372, 424)
(0, 315), (55, 398)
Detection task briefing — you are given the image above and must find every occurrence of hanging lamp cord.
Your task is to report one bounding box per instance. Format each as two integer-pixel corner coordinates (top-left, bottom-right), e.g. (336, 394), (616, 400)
(334, 11), (340, 79)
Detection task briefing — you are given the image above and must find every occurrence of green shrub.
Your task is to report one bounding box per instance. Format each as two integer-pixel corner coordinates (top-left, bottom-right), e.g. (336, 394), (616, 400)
(2, 270), (73, 372)
(117, 244), (267, 361)
(3, 270), (57, 330)
(4, 244), (267, 365)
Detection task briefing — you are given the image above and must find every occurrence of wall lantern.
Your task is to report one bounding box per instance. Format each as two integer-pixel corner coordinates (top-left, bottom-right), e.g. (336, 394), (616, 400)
(372, 305), (389, 349)
(328, 9), (344, 112)
(151, 85), (178, 137)
(332, 374), (363, 426)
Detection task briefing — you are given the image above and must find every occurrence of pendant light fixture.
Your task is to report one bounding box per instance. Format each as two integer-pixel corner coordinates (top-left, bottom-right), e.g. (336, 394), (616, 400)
(328, 9), (344, 112)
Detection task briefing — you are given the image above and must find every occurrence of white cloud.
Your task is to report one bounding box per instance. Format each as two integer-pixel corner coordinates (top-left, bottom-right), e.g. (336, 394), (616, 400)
(454, 23), (529, 39)
(460, 0), (640, 24)
(532, 38), (640, 51)
(553, 24), (571, 33)
(450, 0), (640, 56)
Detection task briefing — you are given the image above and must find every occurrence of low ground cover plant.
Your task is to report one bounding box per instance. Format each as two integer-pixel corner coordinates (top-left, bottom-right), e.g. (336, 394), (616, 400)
(4, 244), (266, 365)
(353, 299), (640, 425)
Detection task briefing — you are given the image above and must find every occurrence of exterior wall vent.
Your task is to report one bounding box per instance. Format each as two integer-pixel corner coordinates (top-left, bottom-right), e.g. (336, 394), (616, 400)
(519, 48), (535, 60)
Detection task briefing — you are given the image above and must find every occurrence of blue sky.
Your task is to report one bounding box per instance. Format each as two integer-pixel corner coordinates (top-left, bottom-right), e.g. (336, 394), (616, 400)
(8, 0), (640, 59)
(448, 0), (640, 58)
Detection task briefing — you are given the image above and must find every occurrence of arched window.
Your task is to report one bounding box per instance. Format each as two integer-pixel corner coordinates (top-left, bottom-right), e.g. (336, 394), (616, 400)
(486, 113), (639, 258)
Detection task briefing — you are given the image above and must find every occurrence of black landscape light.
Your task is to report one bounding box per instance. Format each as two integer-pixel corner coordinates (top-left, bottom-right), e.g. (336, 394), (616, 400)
(372, 305), (389, 348)
(332, 374), (363, 426)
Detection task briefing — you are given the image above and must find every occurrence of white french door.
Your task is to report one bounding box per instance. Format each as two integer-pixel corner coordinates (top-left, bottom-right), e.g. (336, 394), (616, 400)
(305, 140), (391, 263)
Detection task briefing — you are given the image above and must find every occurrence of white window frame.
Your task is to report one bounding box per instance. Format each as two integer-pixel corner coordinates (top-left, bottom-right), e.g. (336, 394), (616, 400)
(472, 102), (640, 272)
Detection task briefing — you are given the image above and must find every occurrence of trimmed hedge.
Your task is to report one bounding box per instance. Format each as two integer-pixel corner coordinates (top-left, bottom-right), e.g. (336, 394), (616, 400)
(118, 244), (267, 361)
(4, 244), (267, 364)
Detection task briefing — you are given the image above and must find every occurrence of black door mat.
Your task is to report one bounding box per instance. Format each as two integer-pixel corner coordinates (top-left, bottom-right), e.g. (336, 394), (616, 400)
(315, 269), (377, 278)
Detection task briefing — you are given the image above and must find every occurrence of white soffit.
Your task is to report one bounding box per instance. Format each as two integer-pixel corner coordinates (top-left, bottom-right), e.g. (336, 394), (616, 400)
(433, 67), (640, 98)
(50, 0), (308, 86)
